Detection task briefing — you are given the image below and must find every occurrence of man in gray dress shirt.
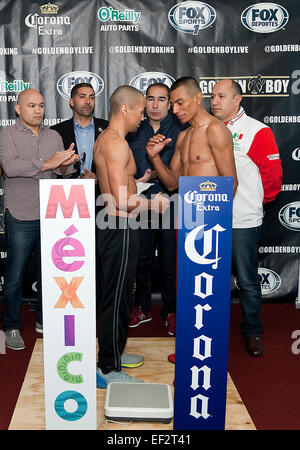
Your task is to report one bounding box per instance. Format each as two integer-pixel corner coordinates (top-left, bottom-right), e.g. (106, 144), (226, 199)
(0, 88), (79, 350)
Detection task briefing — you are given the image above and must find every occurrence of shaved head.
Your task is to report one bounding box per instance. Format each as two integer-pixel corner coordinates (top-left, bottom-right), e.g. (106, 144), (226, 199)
(15, 88), (44, 132)
(170, 77), (201, 97)
(17, 88), (43, 105)
(110, 85), (144, 116)
(211, 79), (242, 122)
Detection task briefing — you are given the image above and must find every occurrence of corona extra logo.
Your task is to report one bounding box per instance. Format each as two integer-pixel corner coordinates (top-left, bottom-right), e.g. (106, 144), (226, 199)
(40, 3), (59, 14)
(199, 180), (217, 191)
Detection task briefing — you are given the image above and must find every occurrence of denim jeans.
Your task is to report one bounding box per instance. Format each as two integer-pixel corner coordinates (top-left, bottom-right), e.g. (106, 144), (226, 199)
(232, 226), (263, 338)
(3, 210), (42, 330)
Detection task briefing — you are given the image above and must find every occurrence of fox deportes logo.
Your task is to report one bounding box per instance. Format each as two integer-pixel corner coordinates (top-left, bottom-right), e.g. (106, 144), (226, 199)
(292, 148), (300, 161)
(241, 3), (289, 33)
(129, 72), (175, 95)
(279, 202), (300, 231)
(168, 1), (216, 35)
(235, 267), (281, 295)
(57, 71), (104, 100)
(258, 268), (281, 295)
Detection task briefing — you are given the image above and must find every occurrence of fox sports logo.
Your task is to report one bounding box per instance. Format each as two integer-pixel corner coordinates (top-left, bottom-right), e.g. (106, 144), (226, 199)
(168, 1), (216, 34)
(279, 202), (300, 231)
(241, 3), (289, 33)
(57, 71), (104, 100)
(129, 72), (175, 95)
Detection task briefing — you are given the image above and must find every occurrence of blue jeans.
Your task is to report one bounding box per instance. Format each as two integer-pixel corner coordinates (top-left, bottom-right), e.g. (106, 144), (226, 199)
(232, 226), (263, 338)
(3, 210), (42, 330)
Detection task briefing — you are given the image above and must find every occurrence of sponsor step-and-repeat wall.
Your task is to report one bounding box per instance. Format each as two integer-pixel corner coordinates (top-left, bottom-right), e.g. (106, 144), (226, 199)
(0, 0), (299, 304)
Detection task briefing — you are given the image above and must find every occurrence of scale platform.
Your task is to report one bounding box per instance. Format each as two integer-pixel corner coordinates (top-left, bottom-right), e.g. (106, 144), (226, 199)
(104, 382), (173, 423)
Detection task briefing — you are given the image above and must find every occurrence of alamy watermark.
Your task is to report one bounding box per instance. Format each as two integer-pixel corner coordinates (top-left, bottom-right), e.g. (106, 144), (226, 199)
(95, 188), (225, 231)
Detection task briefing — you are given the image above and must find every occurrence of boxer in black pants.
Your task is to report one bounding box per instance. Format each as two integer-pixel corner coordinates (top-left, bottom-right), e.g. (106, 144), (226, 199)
(94, 85), (169, 388)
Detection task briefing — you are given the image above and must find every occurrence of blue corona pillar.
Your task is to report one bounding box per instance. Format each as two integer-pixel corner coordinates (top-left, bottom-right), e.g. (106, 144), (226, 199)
(174, 176), (233, 430)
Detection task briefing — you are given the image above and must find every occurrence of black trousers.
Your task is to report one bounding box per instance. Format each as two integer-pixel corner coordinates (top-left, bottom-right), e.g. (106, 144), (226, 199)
(134, 226), (177, 316)
(96, 217), (139, 373)
(134, 200), (177, 317)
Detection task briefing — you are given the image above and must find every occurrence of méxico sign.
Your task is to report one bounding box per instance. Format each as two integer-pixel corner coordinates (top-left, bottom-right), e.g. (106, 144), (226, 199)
(40, 179), (96, 430)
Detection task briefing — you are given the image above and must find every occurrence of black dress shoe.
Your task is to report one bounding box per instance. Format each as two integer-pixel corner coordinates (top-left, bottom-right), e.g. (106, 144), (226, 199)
(245, 336), (264, 357)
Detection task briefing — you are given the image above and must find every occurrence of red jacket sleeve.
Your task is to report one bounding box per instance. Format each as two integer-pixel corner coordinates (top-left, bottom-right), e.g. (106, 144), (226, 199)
(247, 127), (282, 204)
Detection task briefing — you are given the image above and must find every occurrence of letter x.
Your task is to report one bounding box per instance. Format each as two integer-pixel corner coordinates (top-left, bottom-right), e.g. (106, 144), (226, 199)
(53, 277), (85, 308)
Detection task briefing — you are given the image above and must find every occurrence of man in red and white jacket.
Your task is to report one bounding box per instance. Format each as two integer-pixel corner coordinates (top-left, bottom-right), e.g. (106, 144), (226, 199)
(211, 79), (282, 357)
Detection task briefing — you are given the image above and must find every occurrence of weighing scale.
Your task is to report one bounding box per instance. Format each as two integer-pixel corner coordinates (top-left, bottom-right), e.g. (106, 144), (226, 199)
(104, 382), (173, 423)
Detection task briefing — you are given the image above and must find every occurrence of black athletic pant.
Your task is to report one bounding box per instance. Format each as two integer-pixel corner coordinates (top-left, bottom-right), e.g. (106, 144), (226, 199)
(96, 216), (139, 373)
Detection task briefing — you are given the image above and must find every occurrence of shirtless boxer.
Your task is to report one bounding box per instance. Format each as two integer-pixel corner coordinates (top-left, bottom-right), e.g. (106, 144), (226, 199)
(93, 85), (169, 388)
(146, 76), (238, 193)
(146, 77), (238, 366)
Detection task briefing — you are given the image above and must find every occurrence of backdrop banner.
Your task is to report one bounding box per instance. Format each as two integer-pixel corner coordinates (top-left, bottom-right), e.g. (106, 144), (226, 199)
(0, 0), (298, 305)
(39, 179), (96, 430)
(174, 176), (233, 429)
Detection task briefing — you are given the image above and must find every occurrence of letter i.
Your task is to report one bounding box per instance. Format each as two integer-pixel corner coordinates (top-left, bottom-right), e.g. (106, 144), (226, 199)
(64, 315), (75, 346)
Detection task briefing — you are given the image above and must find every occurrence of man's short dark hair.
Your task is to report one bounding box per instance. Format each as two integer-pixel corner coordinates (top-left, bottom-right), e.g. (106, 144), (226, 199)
(146, 83), (170, 99)
(109, 85), (144, 116)
(170, 77), (201, 94)
(70, 83), (95, 98)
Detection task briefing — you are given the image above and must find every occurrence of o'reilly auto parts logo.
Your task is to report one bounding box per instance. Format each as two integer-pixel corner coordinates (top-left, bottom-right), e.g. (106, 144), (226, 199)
(98, 6), (141, 24)
(241, 3), (289, 33)
(168, 1), (216, 35)
(130, 72), (175, 95)
(279, 202), (300, 231)
(97, 6), (141, 31)
(57, 71), (104, 100)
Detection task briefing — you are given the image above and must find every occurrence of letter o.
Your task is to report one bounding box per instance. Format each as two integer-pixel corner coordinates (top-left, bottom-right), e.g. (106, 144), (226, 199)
(98, 7), (110, 21)
(54, 390), (87, 421)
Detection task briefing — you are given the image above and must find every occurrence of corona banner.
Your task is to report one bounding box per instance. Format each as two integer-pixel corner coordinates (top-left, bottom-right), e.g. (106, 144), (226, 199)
(39, 179), (96, 430)
(174, 176), (233, 430)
